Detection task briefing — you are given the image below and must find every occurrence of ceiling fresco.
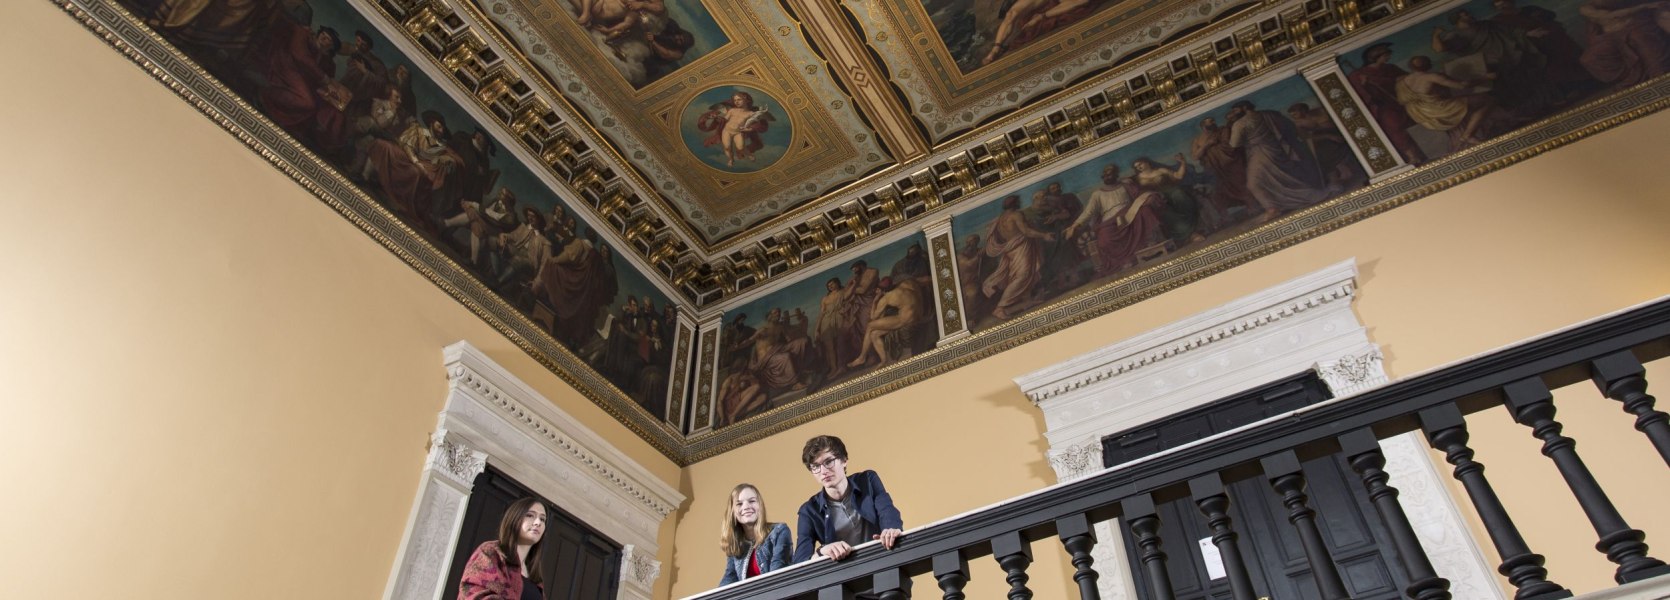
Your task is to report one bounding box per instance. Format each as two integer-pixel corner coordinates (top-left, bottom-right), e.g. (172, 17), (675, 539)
(61, 0), (1670, 461)
(851, 0), (1255, 141)
(473, 0), (897, 242)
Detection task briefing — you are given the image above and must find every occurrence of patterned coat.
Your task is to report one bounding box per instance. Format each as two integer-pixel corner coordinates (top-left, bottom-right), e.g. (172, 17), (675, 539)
(459, 541), (540, 600)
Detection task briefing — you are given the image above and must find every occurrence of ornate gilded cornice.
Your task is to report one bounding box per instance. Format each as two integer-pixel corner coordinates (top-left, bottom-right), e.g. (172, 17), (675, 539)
(348, 0), (1421, 309)
(57, 0), (1670, 464)
(677, 75), (1670, 463)
(53, 0), (687, 458)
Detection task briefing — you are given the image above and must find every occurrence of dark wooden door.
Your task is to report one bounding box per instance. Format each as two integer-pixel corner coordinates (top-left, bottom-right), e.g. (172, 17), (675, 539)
(1107, 372), (1407, 600)
(443, 466), (622, 600)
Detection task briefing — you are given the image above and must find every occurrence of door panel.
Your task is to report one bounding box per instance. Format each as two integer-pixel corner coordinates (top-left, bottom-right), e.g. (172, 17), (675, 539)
(1105, 371), (1409, 599)
(443, 466), (621, 600)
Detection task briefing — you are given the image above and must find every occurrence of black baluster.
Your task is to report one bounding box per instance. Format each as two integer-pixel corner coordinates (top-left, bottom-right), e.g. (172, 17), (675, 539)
(874, 568), (907, 600)
(1419, 403), (1571, 600)
(932, 552), (969, 600)
(1260, 450), (1351, 600)
(818, 584), (845, 600)
(1057, 513), (1102, 600)
(993, 531), (1034, 600)
(1122, 494), (1176, 600)
(1591, 351), (1670, 467)
(1503, 378), (1670, 583)
(1189, 473), (1259, 600)
(1339, 428), (1452, 600)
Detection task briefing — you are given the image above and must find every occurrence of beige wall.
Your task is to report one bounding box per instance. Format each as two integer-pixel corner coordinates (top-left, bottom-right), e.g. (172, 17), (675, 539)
(0, 2), (681, 598)
(667, 110), (1670, 598)
(7, 1), (1670, 599)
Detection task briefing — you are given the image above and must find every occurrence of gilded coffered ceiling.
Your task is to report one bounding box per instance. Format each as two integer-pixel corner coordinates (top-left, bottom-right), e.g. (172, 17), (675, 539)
(68, 0), (1670, 462)
(381, 0), (1262, 302)
(476, 0), (895, 242)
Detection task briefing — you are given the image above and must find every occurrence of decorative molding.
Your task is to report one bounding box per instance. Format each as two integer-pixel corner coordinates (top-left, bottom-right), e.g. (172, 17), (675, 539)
(473, 0), (893, 242)
(444, 342), (683, 519)
(1378, 432), (1505, 600)
(1045, 442), (1104, 482)
(385, 429), (479, 600)
(57, 0), (1670, 465)
(691, 320), (723, 435)
(1016, 259), (1505, 600)
(1316, 348), (1389, 396)
(618, 544), (663, 592)
(385, 341), (685, 600)
(666, 312), (697, 432)
(427, 430), (489, 490)
(50, 0), (690, 461)
(1015, 259), (1361, 406)
(923, 220), (970, 342)
(1304, 64), (1405, 176)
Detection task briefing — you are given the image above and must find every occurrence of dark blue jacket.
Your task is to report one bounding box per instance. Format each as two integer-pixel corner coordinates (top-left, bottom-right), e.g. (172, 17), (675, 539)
(793, 470), (903, 563)
(719, 522), (792, 586)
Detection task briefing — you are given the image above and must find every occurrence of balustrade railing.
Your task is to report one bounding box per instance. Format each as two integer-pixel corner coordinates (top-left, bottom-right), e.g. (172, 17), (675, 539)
(684, 297), (1670, 600)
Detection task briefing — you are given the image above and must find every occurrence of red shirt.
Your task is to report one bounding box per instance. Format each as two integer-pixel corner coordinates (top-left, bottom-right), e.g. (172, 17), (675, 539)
(746, 550), (761, 578)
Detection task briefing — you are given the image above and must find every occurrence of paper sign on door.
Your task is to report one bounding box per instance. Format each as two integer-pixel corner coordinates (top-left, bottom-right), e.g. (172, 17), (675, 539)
(1198, 537), (1226, 580)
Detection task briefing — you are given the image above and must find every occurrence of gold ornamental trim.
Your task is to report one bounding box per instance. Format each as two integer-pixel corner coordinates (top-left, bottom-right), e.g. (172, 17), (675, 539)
(677, 76), (1670, 463)
(57, 0), (1670, 464)
(52, 0), (687, 458)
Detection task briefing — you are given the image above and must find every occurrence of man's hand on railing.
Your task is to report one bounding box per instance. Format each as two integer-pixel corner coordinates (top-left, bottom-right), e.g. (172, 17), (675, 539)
(818, 541), (853, 560)
(872, 528), (903, 549)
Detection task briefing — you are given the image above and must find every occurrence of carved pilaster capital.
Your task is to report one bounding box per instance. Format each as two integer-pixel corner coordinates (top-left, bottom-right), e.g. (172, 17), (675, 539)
(427, 430), (488, 489)
(1047, 442), (1104, 482)
(1315, 348), (1388, 396)
(618, 544), (663, 590)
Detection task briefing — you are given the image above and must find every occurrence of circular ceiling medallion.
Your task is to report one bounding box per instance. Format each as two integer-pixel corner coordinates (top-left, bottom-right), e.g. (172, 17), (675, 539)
(680, 85), (792, 174)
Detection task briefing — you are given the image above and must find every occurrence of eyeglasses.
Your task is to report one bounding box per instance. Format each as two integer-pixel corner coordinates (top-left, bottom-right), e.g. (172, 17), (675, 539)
(808, 457), (842, 473)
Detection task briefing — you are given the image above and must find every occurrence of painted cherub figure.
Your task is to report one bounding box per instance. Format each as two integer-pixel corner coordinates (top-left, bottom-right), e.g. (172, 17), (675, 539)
(697, 91), (774, 167)
(575, 0), (665, 40)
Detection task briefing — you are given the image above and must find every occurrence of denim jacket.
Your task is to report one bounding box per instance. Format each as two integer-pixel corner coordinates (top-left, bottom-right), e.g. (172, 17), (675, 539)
(793, 470), (903, 563)
(719, 522), (792, 586)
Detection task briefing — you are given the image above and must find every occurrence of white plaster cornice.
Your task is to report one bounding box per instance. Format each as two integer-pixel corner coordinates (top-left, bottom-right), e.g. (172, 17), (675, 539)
(443, 341), (684, 519)
(1014, 259), (1359, 404)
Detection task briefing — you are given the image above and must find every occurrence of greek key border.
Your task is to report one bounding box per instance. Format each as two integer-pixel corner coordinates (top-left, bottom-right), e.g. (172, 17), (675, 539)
(53, 0), (688, 457)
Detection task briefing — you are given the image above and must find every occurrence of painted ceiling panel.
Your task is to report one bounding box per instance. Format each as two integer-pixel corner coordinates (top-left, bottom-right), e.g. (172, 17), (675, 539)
(475, 0), (896, 242)
(69, 0), (1670, 462)
(852, 0), (1256, 141)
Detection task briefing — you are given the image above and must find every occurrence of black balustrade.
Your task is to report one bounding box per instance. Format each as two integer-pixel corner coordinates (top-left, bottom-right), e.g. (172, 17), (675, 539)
(1056, 513), (1101, 600)
(685, 299), (1670, 600)
(1124, 494), (1176, 600)
(931, 552), (968, 600)
(993, 531), (1035, 600)
(1420, 403), (1570, 600)
(1590, 350), (1670, 466)
(1503, 378), (1670, 584)
(1261, 450), (1351, 600)
(1340, 429), (1451, 600)
(1189, 473), (1259, 600)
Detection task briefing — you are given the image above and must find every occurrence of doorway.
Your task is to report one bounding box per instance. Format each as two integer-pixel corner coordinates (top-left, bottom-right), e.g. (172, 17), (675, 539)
(442, 465), (622, 600)
(1106, 371), (1408, 599)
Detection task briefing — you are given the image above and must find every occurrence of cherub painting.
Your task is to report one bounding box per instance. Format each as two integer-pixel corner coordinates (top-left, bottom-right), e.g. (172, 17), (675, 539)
(680, 86), (793, 173)
(697, 91), (775, 167)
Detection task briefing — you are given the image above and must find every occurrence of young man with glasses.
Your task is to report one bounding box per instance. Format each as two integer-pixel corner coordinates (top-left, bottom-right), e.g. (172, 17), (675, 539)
(793, 435), (910, 597)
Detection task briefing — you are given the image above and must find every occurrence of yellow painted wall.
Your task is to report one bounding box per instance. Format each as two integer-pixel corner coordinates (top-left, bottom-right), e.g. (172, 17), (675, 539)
(7, 1), (1670, 599)
(0, 2), (682, 598)
(666, 111), (1670, 597)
